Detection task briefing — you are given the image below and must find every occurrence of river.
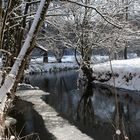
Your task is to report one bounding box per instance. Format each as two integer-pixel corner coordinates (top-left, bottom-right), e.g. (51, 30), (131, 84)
(27, 71), (140, 140)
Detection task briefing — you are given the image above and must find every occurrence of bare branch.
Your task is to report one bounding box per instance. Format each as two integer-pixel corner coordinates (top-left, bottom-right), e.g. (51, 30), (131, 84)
(63, 0), (122, 29)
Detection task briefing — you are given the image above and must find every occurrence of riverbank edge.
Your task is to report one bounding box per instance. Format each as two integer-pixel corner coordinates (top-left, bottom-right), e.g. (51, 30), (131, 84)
(9, 87), (93, 140)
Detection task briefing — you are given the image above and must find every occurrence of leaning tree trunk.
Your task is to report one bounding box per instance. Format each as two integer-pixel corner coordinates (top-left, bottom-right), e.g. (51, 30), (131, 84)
(0, 1), (2, 44)
(0, 0), (51, 138)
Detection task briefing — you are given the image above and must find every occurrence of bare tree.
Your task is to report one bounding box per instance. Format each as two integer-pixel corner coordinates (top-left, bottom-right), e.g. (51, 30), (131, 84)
(0, 1), (2, 45)
(0, 0), (139, 138)
(0, 0), (51, 138)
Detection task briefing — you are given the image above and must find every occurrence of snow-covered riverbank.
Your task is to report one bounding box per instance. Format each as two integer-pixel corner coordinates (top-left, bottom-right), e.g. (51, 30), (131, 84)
(29, 55), (140, 91)
(17, 88), (93, 140)
(29, 55), (79, 73)
(92, 58), (140, 91)
(29, 62), (79, 73)
(28, 55), (110, 73)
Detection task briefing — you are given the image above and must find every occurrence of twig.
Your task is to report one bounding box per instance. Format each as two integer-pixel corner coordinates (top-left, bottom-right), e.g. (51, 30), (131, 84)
(64, 0), (122, 29)
(0, 49), (12, 56)
(0, 0), (12, 49)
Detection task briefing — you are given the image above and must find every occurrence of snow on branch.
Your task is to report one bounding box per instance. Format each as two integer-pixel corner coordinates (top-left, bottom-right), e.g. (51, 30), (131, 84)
(36, 43), (48, 52)
(0, 0), (51, 114)
(63, 0), (122, 29)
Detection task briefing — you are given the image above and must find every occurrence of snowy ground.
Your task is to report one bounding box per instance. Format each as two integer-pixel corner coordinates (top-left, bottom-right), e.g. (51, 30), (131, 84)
(29, 56), (78, 73)
(29, 55), (109, 73)
(30, 55), (109, 64)
(30, 55), (140, 91)
(92, 58), (140, 91)
(17, 89), (93, 140)
(0, 55), (139, 91)
(29, 62), (78, 73)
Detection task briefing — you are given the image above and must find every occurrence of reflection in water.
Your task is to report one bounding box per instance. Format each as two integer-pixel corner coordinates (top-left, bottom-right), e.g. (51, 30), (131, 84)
(77, 81), (95, 125)
(113, 99), (130, 140)
(28, 71), (140, 140)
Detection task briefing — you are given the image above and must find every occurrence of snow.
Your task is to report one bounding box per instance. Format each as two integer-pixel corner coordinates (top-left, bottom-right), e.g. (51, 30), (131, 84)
(92, 58), (140, 91)
(62, 56), (76, 62)
(17, 83), (39, 90)
(29, 62), (78, 73)
(29, 55), (140, 91)
(91, 55), (109, 64)
(29, 55), (108, 73)
(30, 55), (110, 64)
(0, 0), (49, 112)
(18, 89), (93, 140)
(30, 57), (44, 63)
(29, 55), (79, 73)
(31, 55), (76, 63)
(36, 44), (48, 52)
(0, 53), (140, 104)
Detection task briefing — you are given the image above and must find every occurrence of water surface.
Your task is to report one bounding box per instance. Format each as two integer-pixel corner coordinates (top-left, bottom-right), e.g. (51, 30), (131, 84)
(28, 71), (140, 140)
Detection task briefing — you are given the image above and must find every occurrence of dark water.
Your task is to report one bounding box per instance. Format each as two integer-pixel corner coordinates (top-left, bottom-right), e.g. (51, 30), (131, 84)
(28, 71), (140, 140)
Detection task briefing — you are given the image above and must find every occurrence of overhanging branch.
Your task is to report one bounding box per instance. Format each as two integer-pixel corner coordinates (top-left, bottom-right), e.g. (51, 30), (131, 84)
(63, 0), (122, 29)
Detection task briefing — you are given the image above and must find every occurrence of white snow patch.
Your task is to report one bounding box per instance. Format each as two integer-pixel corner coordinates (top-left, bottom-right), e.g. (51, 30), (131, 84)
(18, 83), (39, 90)
(30, 55), (110, 64)
(92, 58), (140, 91)
(29, 55), (79, 73)
(30, 57), (44, 63)
(62, 56), (76, 62)
(91, 55), (109, 64)
(31, 55), (76, 63)
(29, 62), (79, 73)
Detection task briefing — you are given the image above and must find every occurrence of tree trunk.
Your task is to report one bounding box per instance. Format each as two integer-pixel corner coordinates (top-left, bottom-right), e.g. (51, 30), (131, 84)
(0, 0), (3, 50)
(43, 52), (48, 63)
(124, 46), (127, 59)
(54, 49), (64, 63)
(124, 0), (128, 60)
(0, 0), (51, 138)
(0, 1), (2, 39)
(56, 58), (62, 63)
